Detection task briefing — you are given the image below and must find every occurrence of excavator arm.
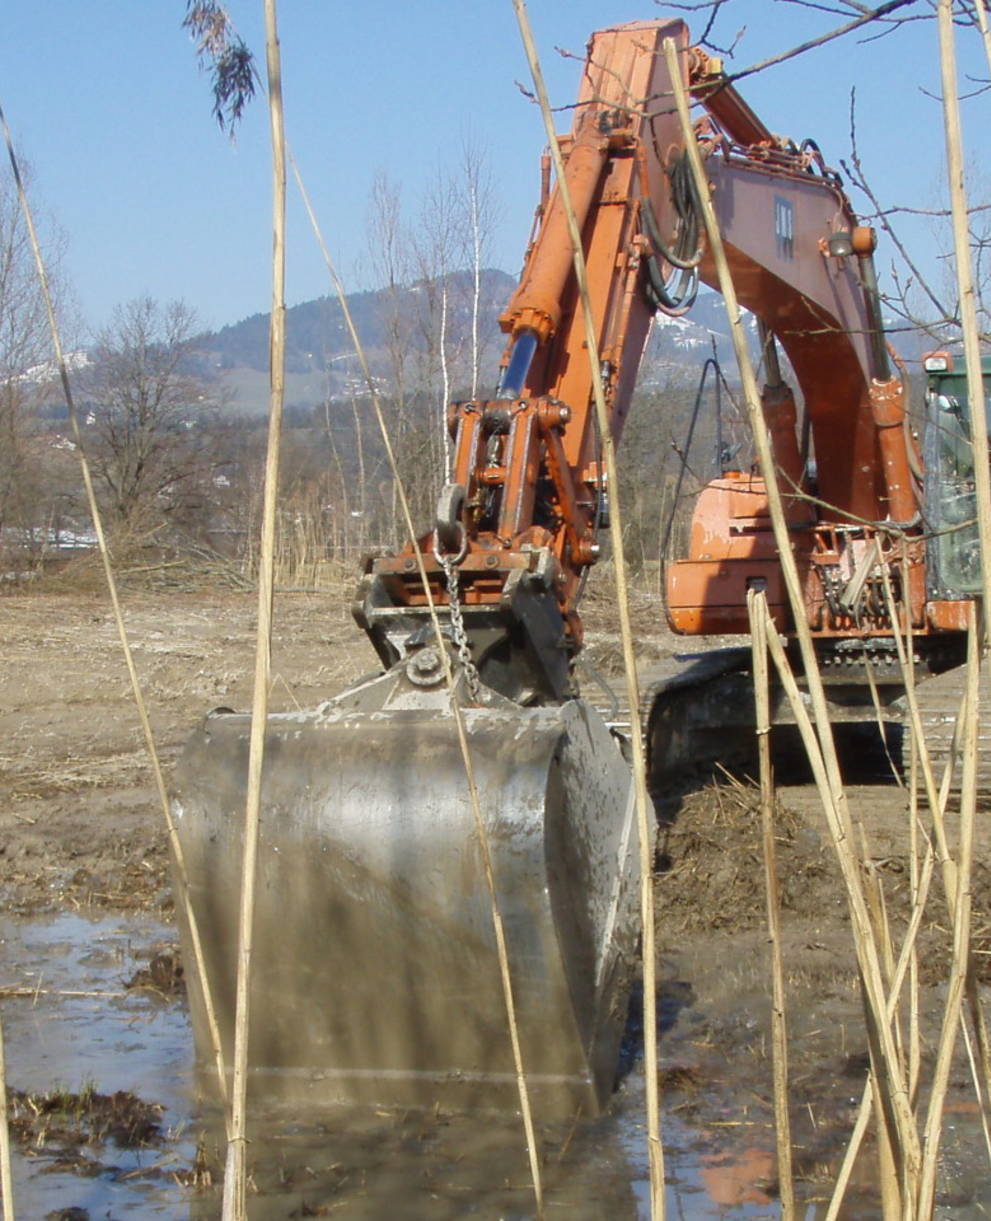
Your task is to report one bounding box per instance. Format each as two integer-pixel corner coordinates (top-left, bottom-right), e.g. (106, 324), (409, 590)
(172, 17), (943, 1123)
(356, 17), (926, 698)
(356, 20), (698, 702)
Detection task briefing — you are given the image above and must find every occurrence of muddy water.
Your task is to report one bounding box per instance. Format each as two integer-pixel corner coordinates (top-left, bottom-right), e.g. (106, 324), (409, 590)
(1, 911), (195, 1216)
(3, 912), (990, 1218)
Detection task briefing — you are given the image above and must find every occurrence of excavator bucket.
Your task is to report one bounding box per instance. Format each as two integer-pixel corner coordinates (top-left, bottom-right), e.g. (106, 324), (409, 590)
(171, 658), (639, 1119)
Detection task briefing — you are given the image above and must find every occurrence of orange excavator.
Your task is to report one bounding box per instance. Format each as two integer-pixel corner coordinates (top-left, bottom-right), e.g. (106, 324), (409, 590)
(173, 17), (970, 1118)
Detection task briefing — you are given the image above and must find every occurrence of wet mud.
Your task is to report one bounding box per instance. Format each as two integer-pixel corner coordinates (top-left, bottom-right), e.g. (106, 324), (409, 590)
(6, 904), (991, 1218)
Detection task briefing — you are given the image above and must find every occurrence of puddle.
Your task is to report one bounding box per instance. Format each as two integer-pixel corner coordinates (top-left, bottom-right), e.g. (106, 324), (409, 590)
(1, 911), (195, 1216)
(3, 912), (990, 1218)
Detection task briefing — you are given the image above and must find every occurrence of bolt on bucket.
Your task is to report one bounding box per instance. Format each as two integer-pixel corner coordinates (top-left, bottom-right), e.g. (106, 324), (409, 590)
(170, 662), (639, 1118)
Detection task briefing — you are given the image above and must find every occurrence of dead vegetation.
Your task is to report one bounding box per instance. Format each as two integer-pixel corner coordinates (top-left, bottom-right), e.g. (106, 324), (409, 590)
(0, 588), (369, 916)
(7, 1084), (163, 1153)
(655, 776), (830, 934)
(2, 581), (990, 1214)
(125, 950), (185, 999)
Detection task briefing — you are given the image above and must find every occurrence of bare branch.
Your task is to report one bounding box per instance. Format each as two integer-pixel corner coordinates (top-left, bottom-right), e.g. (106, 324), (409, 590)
(843, 85), (955, 329)
(722, 0), (921, 84)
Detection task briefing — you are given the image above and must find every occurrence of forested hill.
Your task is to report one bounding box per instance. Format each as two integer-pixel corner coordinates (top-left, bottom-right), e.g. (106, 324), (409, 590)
(204, 270), (509, 373)
(192, 270), (753, 414)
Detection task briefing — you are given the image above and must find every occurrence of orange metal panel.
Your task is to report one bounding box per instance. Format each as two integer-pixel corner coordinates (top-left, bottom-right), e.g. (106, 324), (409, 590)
(667, 558), (789, 635)
(928, 600), (973, 632)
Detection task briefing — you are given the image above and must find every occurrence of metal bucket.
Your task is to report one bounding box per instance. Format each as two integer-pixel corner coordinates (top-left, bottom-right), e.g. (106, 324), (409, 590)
(171, 665), (638, 1118)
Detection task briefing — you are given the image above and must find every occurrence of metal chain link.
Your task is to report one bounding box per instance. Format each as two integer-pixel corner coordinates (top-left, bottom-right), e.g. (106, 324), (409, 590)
(437, 551), (483, 704)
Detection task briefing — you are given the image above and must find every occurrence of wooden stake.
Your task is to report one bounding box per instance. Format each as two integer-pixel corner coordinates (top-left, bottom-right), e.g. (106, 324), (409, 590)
(223, 3), (287, 1216)
(662, 38), (920, 1195)
(513, 6), (664, 1215)
(747, 591), (795, 1220)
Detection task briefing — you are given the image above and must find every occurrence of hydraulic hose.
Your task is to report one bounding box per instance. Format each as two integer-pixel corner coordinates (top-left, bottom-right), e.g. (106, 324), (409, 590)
(640, 153), (703, 316)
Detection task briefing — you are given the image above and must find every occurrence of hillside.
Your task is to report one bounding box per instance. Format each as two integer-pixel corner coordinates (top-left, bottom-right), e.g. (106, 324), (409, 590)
(193, 271), (746, 415)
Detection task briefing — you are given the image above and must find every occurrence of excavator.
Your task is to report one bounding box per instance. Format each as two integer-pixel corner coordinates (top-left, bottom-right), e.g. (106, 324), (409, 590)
(172, 17), (976, 1119)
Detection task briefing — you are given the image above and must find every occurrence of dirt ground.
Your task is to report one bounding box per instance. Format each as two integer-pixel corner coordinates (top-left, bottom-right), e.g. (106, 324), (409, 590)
(2, 579), (990, 1213)
(0, 577), (686, 917)
(0, 584), (371, 915)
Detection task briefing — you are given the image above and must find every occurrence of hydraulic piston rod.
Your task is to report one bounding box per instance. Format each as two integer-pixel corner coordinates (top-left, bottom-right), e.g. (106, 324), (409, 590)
(498, 328), (539, 398)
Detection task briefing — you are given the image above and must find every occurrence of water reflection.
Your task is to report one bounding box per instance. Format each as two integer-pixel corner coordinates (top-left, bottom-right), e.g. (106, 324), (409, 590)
(1, 911), (195, 1217)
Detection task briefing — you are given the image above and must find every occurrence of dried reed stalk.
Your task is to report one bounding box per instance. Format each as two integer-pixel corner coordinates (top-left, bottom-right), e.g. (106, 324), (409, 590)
(878, 567), (955, 901)
(938, 0), (991, 631)
(824, 1077), (873, 1221)
(961, 1007), (991, 1165)
(0, 1014), (14, 1221)
(0, 105), (229, 1119)
(939, 0), (991, 1117)
(290, 134), (547, 1219)
(975, 0), (991, 74)
(747, 591), (795, 1219)
(662, 38), (919, 1195)
(881, 547), (991, 1127)
(826, 571), (972, 1215)
(829, 730), (965, 1217)
(863, 659), (904, 788)
(759, 623), (903, 1216)
(223, 2), (287, 1216)
(918, 608), (979, 1215)
(906, 668), (922, 1107)
(513, 5), (664, 1214)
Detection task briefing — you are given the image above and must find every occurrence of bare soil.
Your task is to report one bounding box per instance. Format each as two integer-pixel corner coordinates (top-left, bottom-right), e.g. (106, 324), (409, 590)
(0, 586), (370, 915)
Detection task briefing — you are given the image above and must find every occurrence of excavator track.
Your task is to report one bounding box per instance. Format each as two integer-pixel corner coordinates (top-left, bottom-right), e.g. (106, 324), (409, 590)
(581, 648), (759, 786)
(910, 660), (991, 793)
(581, 649), (990, 792)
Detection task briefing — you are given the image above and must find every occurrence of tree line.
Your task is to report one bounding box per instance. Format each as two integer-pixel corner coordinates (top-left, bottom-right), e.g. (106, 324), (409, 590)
(7, 0), (986, 590)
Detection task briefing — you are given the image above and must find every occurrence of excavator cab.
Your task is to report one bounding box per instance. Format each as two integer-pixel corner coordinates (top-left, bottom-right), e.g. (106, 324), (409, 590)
(922, 350), (991, 598)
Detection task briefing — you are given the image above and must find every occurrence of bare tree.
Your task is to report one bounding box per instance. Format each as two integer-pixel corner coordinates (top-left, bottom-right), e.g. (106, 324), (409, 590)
(458, 138), (499, 401)
(411, 171), (460, 481)
(86, 297), (218, 530)
(0, 168), (71, 557)
(667, 1), (926, 68)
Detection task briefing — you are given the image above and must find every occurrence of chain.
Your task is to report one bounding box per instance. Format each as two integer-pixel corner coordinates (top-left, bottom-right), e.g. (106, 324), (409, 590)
(437, 551), (483, 704)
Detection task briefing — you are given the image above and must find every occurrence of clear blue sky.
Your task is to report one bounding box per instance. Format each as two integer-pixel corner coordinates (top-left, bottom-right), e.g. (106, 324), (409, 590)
(2, 2), (986, 336)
